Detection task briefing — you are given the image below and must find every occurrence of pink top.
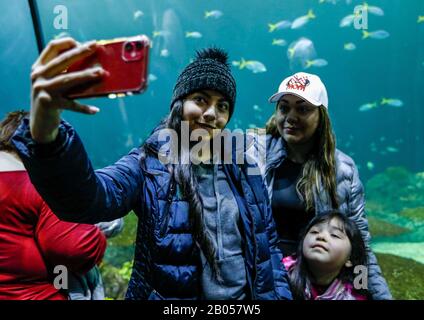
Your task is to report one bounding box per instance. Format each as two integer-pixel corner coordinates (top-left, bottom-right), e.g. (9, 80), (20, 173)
(282, 255), (368, 300)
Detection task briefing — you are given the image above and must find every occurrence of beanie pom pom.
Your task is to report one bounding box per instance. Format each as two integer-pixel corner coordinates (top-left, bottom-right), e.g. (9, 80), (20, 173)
(195, 47), (230, 67)
(171, 47), (236, 113)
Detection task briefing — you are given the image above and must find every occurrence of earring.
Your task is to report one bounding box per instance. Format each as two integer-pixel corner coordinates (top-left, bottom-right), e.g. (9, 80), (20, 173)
(345, 259), (353, 268)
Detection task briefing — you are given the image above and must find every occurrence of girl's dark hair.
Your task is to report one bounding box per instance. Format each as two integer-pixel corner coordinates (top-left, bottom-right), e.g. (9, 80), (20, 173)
(140, 100), (220, 279)
(0, 110), (28, 152)
(289, 211), (368, 299)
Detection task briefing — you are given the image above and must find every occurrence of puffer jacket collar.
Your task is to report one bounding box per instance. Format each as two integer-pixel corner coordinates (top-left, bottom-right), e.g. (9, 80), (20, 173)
(265, 134), (287, 177)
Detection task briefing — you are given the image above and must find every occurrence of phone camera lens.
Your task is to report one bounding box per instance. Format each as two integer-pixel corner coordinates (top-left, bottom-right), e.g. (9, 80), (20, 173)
(135, 41), (143, 50)
(125, 42), (134, 52)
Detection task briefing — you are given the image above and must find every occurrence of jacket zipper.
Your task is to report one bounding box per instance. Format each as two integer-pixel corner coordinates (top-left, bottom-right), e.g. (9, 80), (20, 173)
(159, 179), (175, 237)
(250, 216), (258, 299)
(239, 167), (258, 299)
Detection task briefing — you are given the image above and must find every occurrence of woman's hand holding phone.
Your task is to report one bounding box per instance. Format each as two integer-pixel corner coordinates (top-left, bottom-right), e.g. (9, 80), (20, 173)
(30, 37), (105, 144)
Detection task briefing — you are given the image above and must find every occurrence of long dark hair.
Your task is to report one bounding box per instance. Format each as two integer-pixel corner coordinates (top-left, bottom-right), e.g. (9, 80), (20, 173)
(140, 100), (220, 279)
(266, 106), (339, 212)
(289, 211), (368, 299)
(0, 110), (28, 153)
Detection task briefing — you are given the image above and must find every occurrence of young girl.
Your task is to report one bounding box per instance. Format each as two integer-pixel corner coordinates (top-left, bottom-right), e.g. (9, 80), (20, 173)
(283, 211), (369, 300)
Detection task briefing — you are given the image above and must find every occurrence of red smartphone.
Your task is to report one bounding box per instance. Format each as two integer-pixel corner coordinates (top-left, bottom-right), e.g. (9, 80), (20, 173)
(66, 35), (150, 99)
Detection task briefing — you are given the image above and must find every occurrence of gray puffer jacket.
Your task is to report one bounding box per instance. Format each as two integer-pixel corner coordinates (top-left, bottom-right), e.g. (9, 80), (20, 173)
(248, 132), (392, 300)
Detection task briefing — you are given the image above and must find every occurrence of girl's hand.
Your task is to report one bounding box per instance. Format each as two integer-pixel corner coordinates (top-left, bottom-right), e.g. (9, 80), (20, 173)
(30, 37), (105, 143)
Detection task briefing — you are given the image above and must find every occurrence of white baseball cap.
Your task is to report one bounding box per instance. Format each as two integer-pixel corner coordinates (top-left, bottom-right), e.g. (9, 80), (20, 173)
(268, 72), (328, 109)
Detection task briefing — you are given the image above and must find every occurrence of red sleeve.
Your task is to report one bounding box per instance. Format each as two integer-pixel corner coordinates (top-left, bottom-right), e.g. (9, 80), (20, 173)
(35, 201), (107, 274)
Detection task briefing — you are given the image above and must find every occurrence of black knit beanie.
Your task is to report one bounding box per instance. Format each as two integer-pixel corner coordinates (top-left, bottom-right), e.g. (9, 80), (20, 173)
(171, 47), (236, 118)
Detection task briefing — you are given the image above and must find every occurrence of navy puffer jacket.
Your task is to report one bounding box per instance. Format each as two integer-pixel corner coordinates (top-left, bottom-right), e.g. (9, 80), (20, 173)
(12, 119), (292, 300)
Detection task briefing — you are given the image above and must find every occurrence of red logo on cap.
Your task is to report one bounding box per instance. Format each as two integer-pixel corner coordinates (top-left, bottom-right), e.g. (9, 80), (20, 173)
(286, 75), (310, 91)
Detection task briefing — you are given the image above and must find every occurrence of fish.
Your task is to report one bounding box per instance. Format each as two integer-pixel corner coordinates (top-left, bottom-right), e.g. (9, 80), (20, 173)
(359, 102), (378, 112)
(367, 5), (384, 16)
(386, 146), (399, 153)
(272, 39), (287, 46)
(125, 133), (134, 147)
(287, 38), (317, 70)
(185, 31), (202, 38)
(305, 58), (328, 68)
(359, 3), (384, 16)
(380, 98), (404, 107)
(133, 10), (144, 20)
(287, 37), (316, 60)
(205, 10), (223, 19)
(291, 10), (316, 29)
(268, 20), (292, 32)
(148, 74), (158, 82)
(288, 47), (296, 59)
(340, 14), (355, 27)
(367, 162), (375, 170)
(232, 58), (267, 73)
(160, 49), (169, 57)
(319, 0), (338, 4)
(344, 42), (356, 50)
(245, 61), (267, 73)
(319, 0), (352, 4)
(253, 105), (263, 112)
(152, 30), (169, 38)
(418, 16), (424, 23)
(362, 30), (390, 40)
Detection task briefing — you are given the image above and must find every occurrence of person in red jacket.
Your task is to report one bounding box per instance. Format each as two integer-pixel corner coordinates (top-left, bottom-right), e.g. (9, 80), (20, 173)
(0, 110), (107, 300)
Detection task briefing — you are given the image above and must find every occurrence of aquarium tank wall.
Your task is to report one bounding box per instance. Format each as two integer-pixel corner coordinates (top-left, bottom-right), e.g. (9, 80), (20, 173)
(0, 0), (423, 299)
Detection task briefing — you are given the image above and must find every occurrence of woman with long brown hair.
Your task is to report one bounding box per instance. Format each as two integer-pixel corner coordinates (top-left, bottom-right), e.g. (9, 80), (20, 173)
(259, 72), (391, 300)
